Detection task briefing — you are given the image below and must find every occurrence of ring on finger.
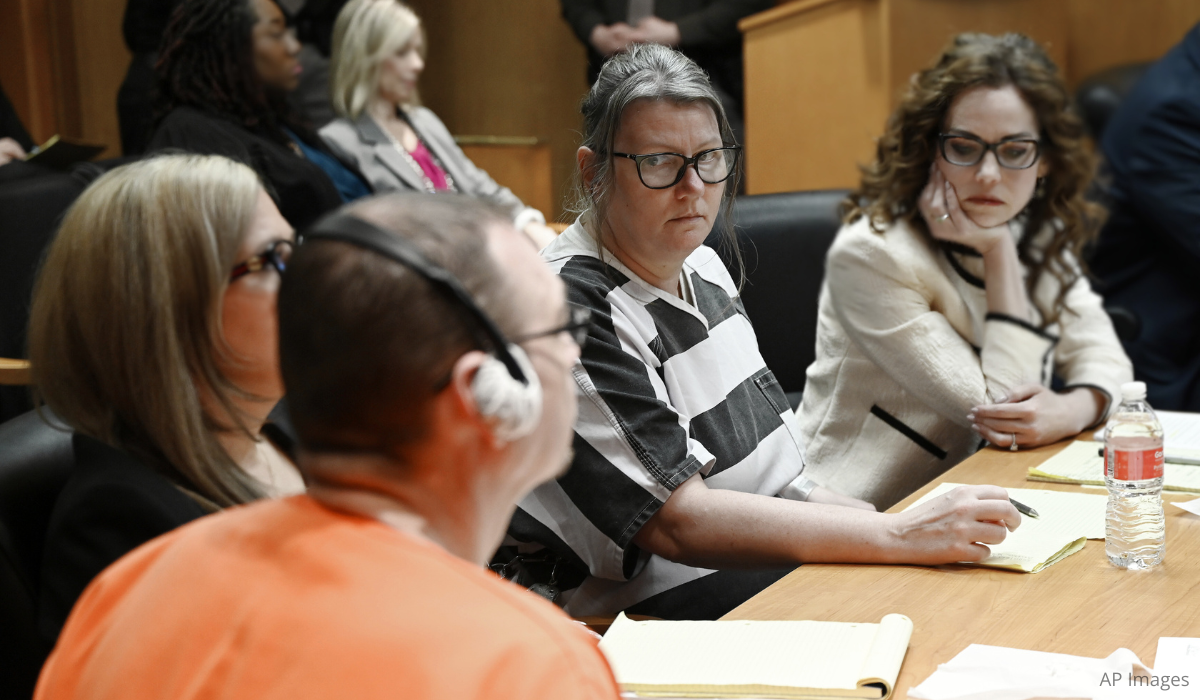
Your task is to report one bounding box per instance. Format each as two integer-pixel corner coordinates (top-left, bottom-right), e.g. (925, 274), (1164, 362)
(935, 213), (950, 223)
(1009, 433), (1018, 452)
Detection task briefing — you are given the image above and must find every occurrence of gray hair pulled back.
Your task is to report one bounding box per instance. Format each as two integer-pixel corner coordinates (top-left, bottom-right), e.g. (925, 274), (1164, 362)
(572, 43), (743, 277)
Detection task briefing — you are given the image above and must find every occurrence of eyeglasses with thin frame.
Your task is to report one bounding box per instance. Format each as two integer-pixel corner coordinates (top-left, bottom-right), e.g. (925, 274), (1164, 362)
(938, 133), (1041, 170)
(230, 239), (294, 282)
(612, 147), (741, 189)
(512, 304), (592, 348)
(430, 304), (592, 392)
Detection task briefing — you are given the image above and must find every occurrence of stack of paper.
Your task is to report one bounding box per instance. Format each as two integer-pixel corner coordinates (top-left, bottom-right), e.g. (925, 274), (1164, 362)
(1029, 441), (1200, 493)
(905, 483), (1106, 572)
(599, 612), (913, 699)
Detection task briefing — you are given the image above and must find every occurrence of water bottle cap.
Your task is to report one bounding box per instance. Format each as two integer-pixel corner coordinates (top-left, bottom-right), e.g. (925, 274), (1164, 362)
(1120, 381), (1147, 401)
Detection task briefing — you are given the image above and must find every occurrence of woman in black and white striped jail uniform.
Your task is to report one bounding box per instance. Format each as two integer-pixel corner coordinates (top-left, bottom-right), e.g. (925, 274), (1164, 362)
(507, 43), (1024, 620)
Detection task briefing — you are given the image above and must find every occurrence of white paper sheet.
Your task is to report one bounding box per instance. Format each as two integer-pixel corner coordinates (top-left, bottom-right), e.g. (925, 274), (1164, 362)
(907, 643), (1146, 700)
(1171, 498), (1200, 517)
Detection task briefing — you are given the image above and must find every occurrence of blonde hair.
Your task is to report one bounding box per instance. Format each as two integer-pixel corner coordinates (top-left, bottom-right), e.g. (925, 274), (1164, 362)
(330, 0), (423, 120)
(29, 153), (267, 508)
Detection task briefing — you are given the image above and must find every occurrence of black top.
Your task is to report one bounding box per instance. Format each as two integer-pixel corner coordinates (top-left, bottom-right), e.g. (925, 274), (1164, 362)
(148, 106), (342, 230)
(37, 434), (209, 644)
(37, 417), (296, 646)
(559, 0), (773, 99)
(122, 0), (184, 54)
(1093, 22), (1200, 410)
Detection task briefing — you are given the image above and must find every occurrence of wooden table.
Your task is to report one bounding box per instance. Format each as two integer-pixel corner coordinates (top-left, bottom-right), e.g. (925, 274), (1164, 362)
(723, 439), (1200, 697)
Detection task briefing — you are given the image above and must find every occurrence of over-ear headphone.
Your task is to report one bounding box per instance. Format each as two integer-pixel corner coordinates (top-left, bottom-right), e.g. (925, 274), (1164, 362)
(303, 212), (543, 441)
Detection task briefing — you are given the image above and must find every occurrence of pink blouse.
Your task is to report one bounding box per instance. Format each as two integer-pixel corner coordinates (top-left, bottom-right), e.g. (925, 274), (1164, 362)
(409, 141), (450, 191)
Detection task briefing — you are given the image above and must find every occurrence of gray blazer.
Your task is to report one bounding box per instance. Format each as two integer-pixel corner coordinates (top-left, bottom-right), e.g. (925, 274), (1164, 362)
(319, 108), (543, 226)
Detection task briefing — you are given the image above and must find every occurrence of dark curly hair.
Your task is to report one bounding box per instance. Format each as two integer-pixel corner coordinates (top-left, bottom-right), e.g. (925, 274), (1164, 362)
(845, 32), (1105, 327)
(154, 0), (314, 148)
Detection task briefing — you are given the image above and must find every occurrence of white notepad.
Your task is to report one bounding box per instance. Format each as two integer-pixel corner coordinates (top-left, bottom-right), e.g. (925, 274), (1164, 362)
(1030, 440), (1200, 493)
(598, 612), (913, 699)
(905, 483), (1106, 572)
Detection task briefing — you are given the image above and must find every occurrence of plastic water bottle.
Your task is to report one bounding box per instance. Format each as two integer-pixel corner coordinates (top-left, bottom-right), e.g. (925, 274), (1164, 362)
(1104, 381), (1165, 569)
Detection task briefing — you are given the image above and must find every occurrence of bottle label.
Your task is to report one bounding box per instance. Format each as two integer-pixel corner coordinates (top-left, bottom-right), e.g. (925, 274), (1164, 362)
(1106, 447), (1164, 481)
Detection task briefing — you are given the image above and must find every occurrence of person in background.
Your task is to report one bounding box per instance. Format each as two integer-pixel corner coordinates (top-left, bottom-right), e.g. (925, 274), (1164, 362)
(798, 33), (1132, 509)
(559, 0), (773, 144)
(284, 0), (352, 128)
(510, 43), (1022, 622)
(117, 0), (182, 155)
(1091, 22), (1200, 411)
(149, 0), (368, 227)
(28, 154), (304, 650)
(33, 194), (619, 700)
(320, 0), (557, 248)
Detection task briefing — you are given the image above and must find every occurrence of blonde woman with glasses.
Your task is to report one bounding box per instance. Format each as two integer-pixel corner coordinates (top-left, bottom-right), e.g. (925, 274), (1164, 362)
(319, 0), (557, 248)
(29, 153), (304, 647)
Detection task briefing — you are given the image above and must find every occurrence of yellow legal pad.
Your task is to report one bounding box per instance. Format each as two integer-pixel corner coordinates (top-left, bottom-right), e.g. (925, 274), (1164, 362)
(1028, 439), (1200, 493)
(597, 612), (913, 699)
(904, 483), (1106, 573)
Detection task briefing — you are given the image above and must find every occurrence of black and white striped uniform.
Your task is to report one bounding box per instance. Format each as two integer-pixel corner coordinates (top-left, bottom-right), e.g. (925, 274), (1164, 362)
(510, 217), (810, 616)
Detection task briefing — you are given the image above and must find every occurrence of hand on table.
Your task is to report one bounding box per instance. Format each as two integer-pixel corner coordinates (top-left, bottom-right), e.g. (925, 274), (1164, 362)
(589, 23), (636, 56)
(631, 16), (681, 46)
(968, 384), (1103, 449)
(885, 484), (1020, 564)
(0, 137), (27, 166)
(808, 486), (877, 511)
(918, 165), (1012, 256)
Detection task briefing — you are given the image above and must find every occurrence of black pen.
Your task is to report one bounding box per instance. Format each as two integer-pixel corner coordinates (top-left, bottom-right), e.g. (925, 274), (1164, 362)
(1009, 497), (1039, 519)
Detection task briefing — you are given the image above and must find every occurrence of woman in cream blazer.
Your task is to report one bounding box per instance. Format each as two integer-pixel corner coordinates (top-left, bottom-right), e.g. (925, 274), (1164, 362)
(318, 0), (554, 244)
(798, 33), (1133, 509)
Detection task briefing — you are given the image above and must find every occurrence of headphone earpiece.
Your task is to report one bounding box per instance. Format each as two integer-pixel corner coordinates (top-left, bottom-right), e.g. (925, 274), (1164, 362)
(471, 344), (543, 441)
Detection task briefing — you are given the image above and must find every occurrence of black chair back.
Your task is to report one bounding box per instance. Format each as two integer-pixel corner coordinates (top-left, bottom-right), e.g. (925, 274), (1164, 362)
(0, 171), (93, 424)
(1075, 62), (1152, 141)
(0, 409), (74, 699)
(707, 190), (849, 404)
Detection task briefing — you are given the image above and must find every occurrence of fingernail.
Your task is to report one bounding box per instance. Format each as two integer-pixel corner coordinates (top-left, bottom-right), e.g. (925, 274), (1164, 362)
(966, 413), (975, 422)
(971, 424), (981, 433)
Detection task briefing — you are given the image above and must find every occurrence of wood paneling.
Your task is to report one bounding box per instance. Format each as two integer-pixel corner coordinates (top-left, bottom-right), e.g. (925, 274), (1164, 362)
(406, 0), (589, 221)
(1, 0), (127, 157)
(741, 0), (1067, 194)
(742, 0), (888, 193)
(0, 0), (64, 144)
(459, 140), (555, 218)
(69, 0), (130, 158)
(887, 0), (1068, 100)
(1067, 0), (1200, 85)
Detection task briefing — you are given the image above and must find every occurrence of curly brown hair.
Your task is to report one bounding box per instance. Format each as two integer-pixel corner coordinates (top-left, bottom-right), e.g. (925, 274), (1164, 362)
(844, 32), (1105, 327)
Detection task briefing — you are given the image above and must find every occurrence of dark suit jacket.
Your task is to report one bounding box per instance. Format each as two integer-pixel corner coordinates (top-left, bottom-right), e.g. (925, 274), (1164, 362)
(36, 417), (296, 646)
(560, 0), (773, 102)
(37, 435), (209, 644)
(148, 106), (342, 230)
(1093, 22), (1200, 410)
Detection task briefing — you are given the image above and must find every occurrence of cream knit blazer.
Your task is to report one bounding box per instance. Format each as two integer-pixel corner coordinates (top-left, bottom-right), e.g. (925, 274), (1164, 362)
(798, 216), (1133, 509)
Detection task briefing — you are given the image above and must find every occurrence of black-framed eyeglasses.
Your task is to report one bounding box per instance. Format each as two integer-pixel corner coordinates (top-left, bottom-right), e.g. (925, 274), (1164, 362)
(613, 147), (741, 189)
(512, 304), (592, 347)
(230, 239), (294, 282)
(938, 133), (1041, 170)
